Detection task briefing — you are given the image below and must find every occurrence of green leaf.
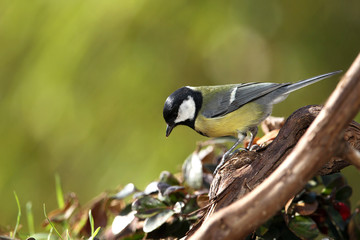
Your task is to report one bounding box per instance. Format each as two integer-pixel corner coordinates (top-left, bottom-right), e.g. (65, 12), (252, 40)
(163, 186), (185, 196)
(321, 187), (333, 196)
(182, 197), (199, 214)
(325, 205), (346, 231)
(182, 152), (203, 189)
(160, 185), (186, 204)
(157, 182), (171, 196)
(335, 185), (352, 201)
(132, 196), (168, 218)
(256, 225), (269, 236)
(143, 181), (159, 195)
(159, 171), (180, 186)
(120, 203), (133, 216)
(301, 192), (317, 204)
(321, 173), (344, 187)
(143, 209), (174, 233)
(112, 211), (136, 235)
(288, 216), (319, 239)
(113, 183), (137, 199)
(322, 174), (348, 194)
(321, 174), (347, 197)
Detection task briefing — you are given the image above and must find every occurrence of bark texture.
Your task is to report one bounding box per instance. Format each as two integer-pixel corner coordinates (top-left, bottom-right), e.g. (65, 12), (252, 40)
(188, 53), (360, 240)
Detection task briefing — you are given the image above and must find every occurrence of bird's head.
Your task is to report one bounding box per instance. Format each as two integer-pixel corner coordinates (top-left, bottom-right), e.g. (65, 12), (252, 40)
(163, 87), (202, 137)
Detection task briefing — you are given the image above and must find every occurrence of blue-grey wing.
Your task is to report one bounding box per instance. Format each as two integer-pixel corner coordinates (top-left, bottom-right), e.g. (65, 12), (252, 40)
(201, 82), (289, 118)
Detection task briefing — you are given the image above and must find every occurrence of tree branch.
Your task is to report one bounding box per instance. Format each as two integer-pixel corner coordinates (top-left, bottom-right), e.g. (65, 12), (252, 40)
(188, 53), (360, 240)
(343, 144), (360, 170)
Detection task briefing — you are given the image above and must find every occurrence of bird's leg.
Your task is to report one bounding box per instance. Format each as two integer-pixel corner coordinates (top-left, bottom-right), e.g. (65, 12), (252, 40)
(247, 126), (258, 150)
(213, 127), (260, 174)
(223, 134), (246, 159)
(213, 133), (246, 175)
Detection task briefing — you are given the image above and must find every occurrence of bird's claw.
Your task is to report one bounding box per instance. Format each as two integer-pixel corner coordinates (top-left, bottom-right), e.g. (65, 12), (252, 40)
(213, 155), (226, 175)
(249, 144), (260, 151)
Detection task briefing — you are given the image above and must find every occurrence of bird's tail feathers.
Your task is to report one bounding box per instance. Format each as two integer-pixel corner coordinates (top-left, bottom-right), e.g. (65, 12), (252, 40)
(284, 70), (342, 94)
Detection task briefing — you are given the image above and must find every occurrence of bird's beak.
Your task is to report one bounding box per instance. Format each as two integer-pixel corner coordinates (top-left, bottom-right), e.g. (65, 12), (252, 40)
(166, 124), (174, 137)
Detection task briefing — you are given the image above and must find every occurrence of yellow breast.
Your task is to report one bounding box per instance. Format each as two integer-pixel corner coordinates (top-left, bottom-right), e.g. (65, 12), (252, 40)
(194, 102), (265, 137)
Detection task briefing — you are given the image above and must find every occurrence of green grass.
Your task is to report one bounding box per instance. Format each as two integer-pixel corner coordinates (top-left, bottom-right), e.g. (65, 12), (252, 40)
(26, 202), (35, 235)
(55, 174), (65, 209)
(43, 204), (63, 240)
(47, 227), (53, 240)
(88, 210), (101, 240)
(11, 191), (21, 239)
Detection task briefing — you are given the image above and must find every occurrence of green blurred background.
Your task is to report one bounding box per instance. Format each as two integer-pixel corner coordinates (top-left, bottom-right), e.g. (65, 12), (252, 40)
(1, 0), (360, 231)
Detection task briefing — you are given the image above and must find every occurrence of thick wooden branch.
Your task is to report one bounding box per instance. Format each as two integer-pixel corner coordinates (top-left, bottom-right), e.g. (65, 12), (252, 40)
(188, 53), (360, 240)
(203, 106), (359, 209)
(342, 143), (360, 170)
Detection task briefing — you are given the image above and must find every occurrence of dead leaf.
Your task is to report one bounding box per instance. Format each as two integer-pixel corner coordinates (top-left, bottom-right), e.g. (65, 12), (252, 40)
(285, 196), (295, 215)
(256, 129), (280, 146)
(197, 194), (209, 208)
(72, 192), (109, 237)
(261, 116), (285, 134)
(294, 201), (319, 216)
(42, 192), (79, 227)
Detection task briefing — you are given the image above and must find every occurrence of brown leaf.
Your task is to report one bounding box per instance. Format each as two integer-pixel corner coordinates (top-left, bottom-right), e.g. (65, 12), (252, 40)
(197, 194), (209, 208)
(42, 192), (79, 227)
(284, 196), (295, 215)
(108, 199), (125, 215)
(294, 201), (319, 216)
(261, 116), (285, 134)
(256, 129), (280, 146)
(198, 146), (216, 164)
(244, 137), (260, 149)
(72, 192), (109, 237)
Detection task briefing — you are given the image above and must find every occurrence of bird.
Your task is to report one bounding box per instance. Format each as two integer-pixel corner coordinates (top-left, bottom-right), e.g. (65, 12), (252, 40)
(163, 70), (341, 173)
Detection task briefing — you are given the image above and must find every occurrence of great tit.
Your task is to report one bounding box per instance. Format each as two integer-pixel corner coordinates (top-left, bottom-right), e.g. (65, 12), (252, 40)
(163, 71), (341, 172)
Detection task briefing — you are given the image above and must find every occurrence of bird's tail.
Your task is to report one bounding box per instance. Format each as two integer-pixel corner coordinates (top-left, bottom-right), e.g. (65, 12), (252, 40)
(284, 70), (342, 94)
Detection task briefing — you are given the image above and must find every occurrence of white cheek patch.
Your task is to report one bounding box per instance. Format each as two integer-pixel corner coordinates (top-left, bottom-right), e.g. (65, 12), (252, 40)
(175, 96), (196, 123)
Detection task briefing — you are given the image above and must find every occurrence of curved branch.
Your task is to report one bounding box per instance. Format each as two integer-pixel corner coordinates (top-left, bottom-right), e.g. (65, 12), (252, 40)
(188, 53), (360, 240)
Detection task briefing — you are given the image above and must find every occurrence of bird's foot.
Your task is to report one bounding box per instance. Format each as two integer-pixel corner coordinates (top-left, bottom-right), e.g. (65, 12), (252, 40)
(245, 143), (259, 151)
(213, 155), (226, 175)
(249, 144), (260, 151)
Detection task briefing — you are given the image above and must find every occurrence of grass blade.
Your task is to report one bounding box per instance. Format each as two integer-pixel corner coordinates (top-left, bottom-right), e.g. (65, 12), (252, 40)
(88, 210), (101, 240)
(47, 227), (53, 240)
(89, 210), (94, 235)
(89, 227), (101, 240)
(55, 174), (65, 209)
(43, 203), (63, 240)
(12, 191), (21, 239)
(26, 202), (35, 235)
(66, 229), (71, 240)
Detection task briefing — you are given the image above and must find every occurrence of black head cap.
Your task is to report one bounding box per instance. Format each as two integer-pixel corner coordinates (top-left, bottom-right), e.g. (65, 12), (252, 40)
(163, 87), (202, 137)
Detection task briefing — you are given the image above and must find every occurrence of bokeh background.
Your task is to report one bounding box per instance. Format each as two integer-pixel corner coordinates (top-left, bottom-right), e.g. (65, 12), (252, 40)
(1, 0), (360, 231)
